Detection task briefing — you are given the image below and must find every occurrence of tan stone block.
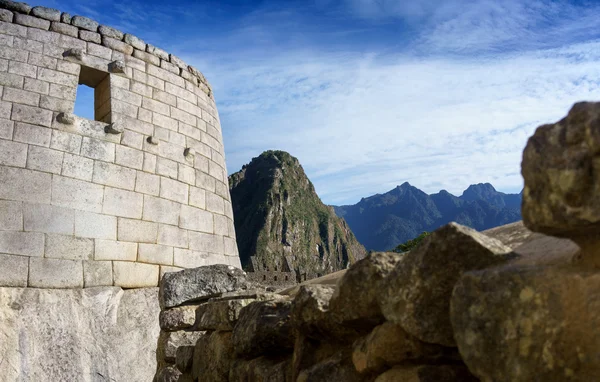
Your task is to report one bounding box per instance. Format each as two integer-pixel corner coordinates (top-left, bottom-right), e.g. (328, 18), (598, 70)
(188, 232), (223, 254)
(29, 257), (83, 288)
(135, 171), (160, 196)
(115, 145), (143, 170)
(178, 164), (195, 185)
(117, 218), (158, 243)
(81, 137), (115, 162)
(214, 214), (229, 236)
(0, 139), (27, 167)
(26, 145), (64, 174)
(50, 129), (81, 154)
(13, 122), (51, 146)
(156, 157), (178, 178)
(95, 239), (137, 261)
(138, 243), (173, 265)
(180, 205), (213, 233)
(158, 224), (188, 248)
(0, 253), (29, 287)
(23, 203), (74, 235)
(61, 153), (94, 181)
(160, 265), (184, 280)
(160, 177), (189, 204)
(0, 231), (44, 257)
(75, 211), (117, 240)
(0, 166), (52, 204)
(0, 200), (22, 231)
(93, 161), (137, 190)
(189, 187), (206, 209)
(4, 86), (39, 106)
(83, 260), (113, 287)
(51, 175), (104, 213)
(45, 233), (94, 260)
(205, 192), (224, 215)
(173, 248), (211, 268)
(102, 187), (143, 219)
(113, 261), (159, 288)
(142, 195), (180, 225)
(0, 118), (14, 140)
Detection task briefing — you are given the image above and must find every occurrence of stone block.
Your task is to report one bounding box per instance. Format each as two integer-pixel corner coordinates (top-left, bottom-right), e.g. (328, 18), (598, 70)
(102, 36), (133, 55)
(71, 15), (98, 32)
(189, 231), (223, 253)
(29, 257), (83, 288)
(143, 152), (157, 173)
(79, 30), (100, 43)
(205, 192), (224, 215)
(51, 175), (104, 213)
(26, 145), (63, 174)
(165, 83), (196, 104)
(31, 6), (61, 21)
(102, 187), (143, 219)
(135, 171), (159, 196)
(40, 95), (73, 113)
(173, 248), (212, 268)
(160, 59), (179, 74)
(13, 122), (51, 146)
(117, 218), (158, 243)
(189, 187), (206, 209)
(92, 161), (136, 191)
(0, 118), (14, 139)
(159, 305), (198, 331)
(214, 215), (228, 236)
(178, 164), (195, 185)
(0, 20), (27, 38)
(45, 233), (94, 261)
(0, 139), (27, 167)
(24, 77), (50, 94)
(61, 153), (94, 181)
(113, 261), (159, 288)
(0, 71), (24, 88)
(98, 25), (123, 39)
(120, 129), (144, 150)
(180, 205), (213, 233)
(0, 253), (28, 287)
(195, 298), (255, 331)
(0, 10), (13, 23)
(23, 203), (74, 235)
(60, 12), (71, 23)
(0, 200), (22, 230)
(157, 224), (188, 248)
(223, 237), (237, 257)
(0, 166), (51, 204)
(115, 145), (143, 170)
(159, 177), (189, 204)
(132, 48), (159, 66)
(49, 83), (76, 100)
(50, 129), (81, 154)
(160, 265), (183, 280)
(142, 195), (180, 225)
(4, 87), (39, 108)
(49, 21), (78, 37)
(74, 211), (117, 240)
(14, 13), (50, 30)
(37, 67), (77, 87)
(0, 231), (44, 257)
(156, 157), (178, 179)
(83, 260), (113, 287)
(146, 44), (168, 60)
(147, 64), (184, 88)
(194, 153), (208, 172)
(80, 137), (115, 162)
(95, 239), (137, 261)
(138, 243), (173, 265)
(86, 41), (112, 60)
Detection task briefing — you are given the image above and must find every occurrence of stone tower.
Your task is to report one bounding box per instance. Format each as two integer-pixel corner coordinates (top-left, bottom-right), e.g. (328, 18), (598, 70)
(0, 2), (240, 288)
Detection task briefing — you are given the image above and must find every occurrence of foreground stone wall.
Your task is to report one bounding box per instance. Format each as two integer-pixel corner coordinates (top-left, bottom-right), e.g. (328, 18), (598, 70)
(0, 1), (240, 288)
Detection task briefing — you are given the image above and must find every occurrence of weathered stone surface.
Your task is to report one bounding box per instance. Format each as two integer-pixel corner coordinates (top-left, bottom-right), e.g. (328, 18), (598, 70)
(71, 15), (98, 31)
(374, 364), (477, 382)
(352, 322), (457, 375)
(56, 111), (75, 124)
(329, 251), (403, 328)
(159, 305), (199, 331)
(60, 12), (70, 23)
(230, 356), (292, 382)
(108, 60), (126, 73)
(157, 330), (205, 365)
(296, 351), (362, 382)
(380, 223), (515, 346)
(451, 265), (600, 382)
(156, 365), (181, 382)
(0, 0), (31, 14)
(159, 264), (248, 308)
(63, 48), (83, 60)
(291, 285), (361, 341)
(147, 44), (169, 60)
(31, 6), (60, 21)
(0, 287), (159, 381)
(175, 345), (195, 373)
(124, 33), (145, 50)
(194, 298), (255, 331)
(232, 299), (293, 358)
(98, 24), (123, 39)
(192, 331), (234, 382)
(291, 335), (343, 381)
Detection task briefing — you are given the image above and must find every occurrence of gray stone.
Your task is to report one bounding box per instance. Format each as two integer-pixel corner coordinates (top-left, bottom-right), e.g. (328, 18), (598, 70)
(63, 48), (83, 60)
(0, 287), (159, 381)
(329, 251), (403, 329)
(157, 330), (205, 365)
(159, 305), (199, 331)
(0, 8), (12, 22)
(79, 29), (100, 43)
(108, 60), (125, 74)
(31, 6), (60, 21)
(176, 345), (195, 373)
(71, 15), (98, 31)
(194, 298), (255, 331)
(374, 365), (477, 382)
(169, 54), (186, 68)
(229, 356), (292, 382)
(56, 111), (75, 124)
(98, 24), (123, 39)
(60, 12), (70, 23)
(0, 0), (31, 14)
(192, 331), (234, 382)
(147, 44), (169, 60)
(232, 299), (293, 358)
(380, 222), (515, 346)
(451, 265), (600, 382)
(104, 122), (123, 134)
(147, 135), (159, 145)
(50, 21), (78, 37)
(123, 33), (145, 50)
(14, 13), (49, 29)
(156, 366), (181, 382)
(102, 36), (133, 55)
(159, 264), (248, 308)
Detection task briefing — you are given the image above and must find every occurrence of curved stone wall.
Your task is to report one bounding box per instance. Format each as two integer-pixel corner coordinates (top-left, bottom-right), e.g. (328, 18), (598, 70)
(0, 1), (240, 288)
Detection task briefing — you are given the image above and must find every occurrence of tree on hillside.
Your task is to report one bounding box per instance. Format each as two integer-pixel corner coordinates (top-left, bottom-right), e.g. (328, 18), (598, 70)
(391, 232), (430, 253)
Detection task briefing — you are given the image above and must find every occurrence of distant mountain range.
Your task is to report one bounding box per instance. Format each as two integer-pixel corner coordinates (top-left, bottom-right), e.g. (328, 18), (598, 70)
(333, 182), (522, 251)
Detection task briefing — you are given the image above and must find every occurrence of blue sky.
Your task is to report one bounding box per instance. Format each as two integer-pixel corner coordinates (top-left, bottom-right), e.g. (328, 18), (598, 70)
(38, 0), (600, 205)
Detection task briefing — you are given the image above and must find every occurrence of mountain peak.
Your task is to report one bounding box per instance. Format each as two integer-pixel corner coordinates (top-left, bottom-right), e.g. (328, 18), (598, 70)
(461, 183), (499, 200)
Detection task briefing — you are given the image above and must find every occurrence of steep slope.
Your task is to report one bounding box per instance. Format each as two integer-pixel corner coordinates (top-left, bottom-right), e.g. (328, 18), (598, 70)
(229, 151), (366, 279)
(335, 183), (522, 251)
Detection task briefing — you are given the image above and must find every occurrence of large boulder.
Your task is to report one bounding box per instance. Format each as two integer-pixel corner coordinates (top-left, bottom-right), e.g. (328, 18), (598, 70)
(522, 102), (600, 246)
(194, 298), (256, 331)
(232, 299), (294, 358)
(374, 364), (477, 382)
(0, 287), (159, 382)
(380, 222), (515, 346)
(192, 331), (235, 382)
(451, 264), (600, 382)
(159, 264), (248, 308)
(329, 252), (403, 328)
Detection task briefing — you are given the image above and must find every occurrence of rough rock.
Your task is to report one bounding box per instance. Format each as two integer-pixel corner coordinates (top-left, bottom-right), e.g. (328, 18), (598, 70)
(380, 222), (515, 346)
(451, 264), (600, 382)
(175, 345), (195, 373)
(56, 111), (75, 125)
(71, 15), (98, 31)
(31, 6), (60, 21)
(159, 305), (199, 331)
(232, 299), (293, 358)
(229, 356), (292, 382)
(108, 60), (126, 73)
(296, 350), (363, 382)
(157, 330), (205, 365)
(194, 298), (255, 331)
(374, 364), (477, 382)
(0, 0), (31, 14)
(329, 251), (403, 328)
(98, 24), (123, 39)
(60, 12), (70, 23)
(291, 284), (361, 341)
(192, 331), (234, 382)
(159, 264), (248, 308)
(352, 322), (457, 375)
(124, 33), (145, 50)
(156, 365), (182, 382)
(0, 287), (159, 381)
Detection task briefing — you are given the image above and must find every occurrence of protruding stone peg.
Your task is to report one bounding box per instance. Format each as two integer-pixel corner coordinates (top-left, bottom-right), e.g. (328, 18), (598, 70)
(63, 48), (84, 60)
(104, 122), (123, 135)
(108, 60), (126, 74)
(184, 147), (195, 157)
(147, 136), (159, 145)
(56, 112), (75, 125)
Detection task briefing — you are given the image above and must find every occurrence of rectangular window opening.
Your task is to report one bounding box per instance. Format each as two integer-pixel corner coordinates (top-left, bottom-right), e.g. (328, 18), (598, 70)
(74, 65), (111, 123)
